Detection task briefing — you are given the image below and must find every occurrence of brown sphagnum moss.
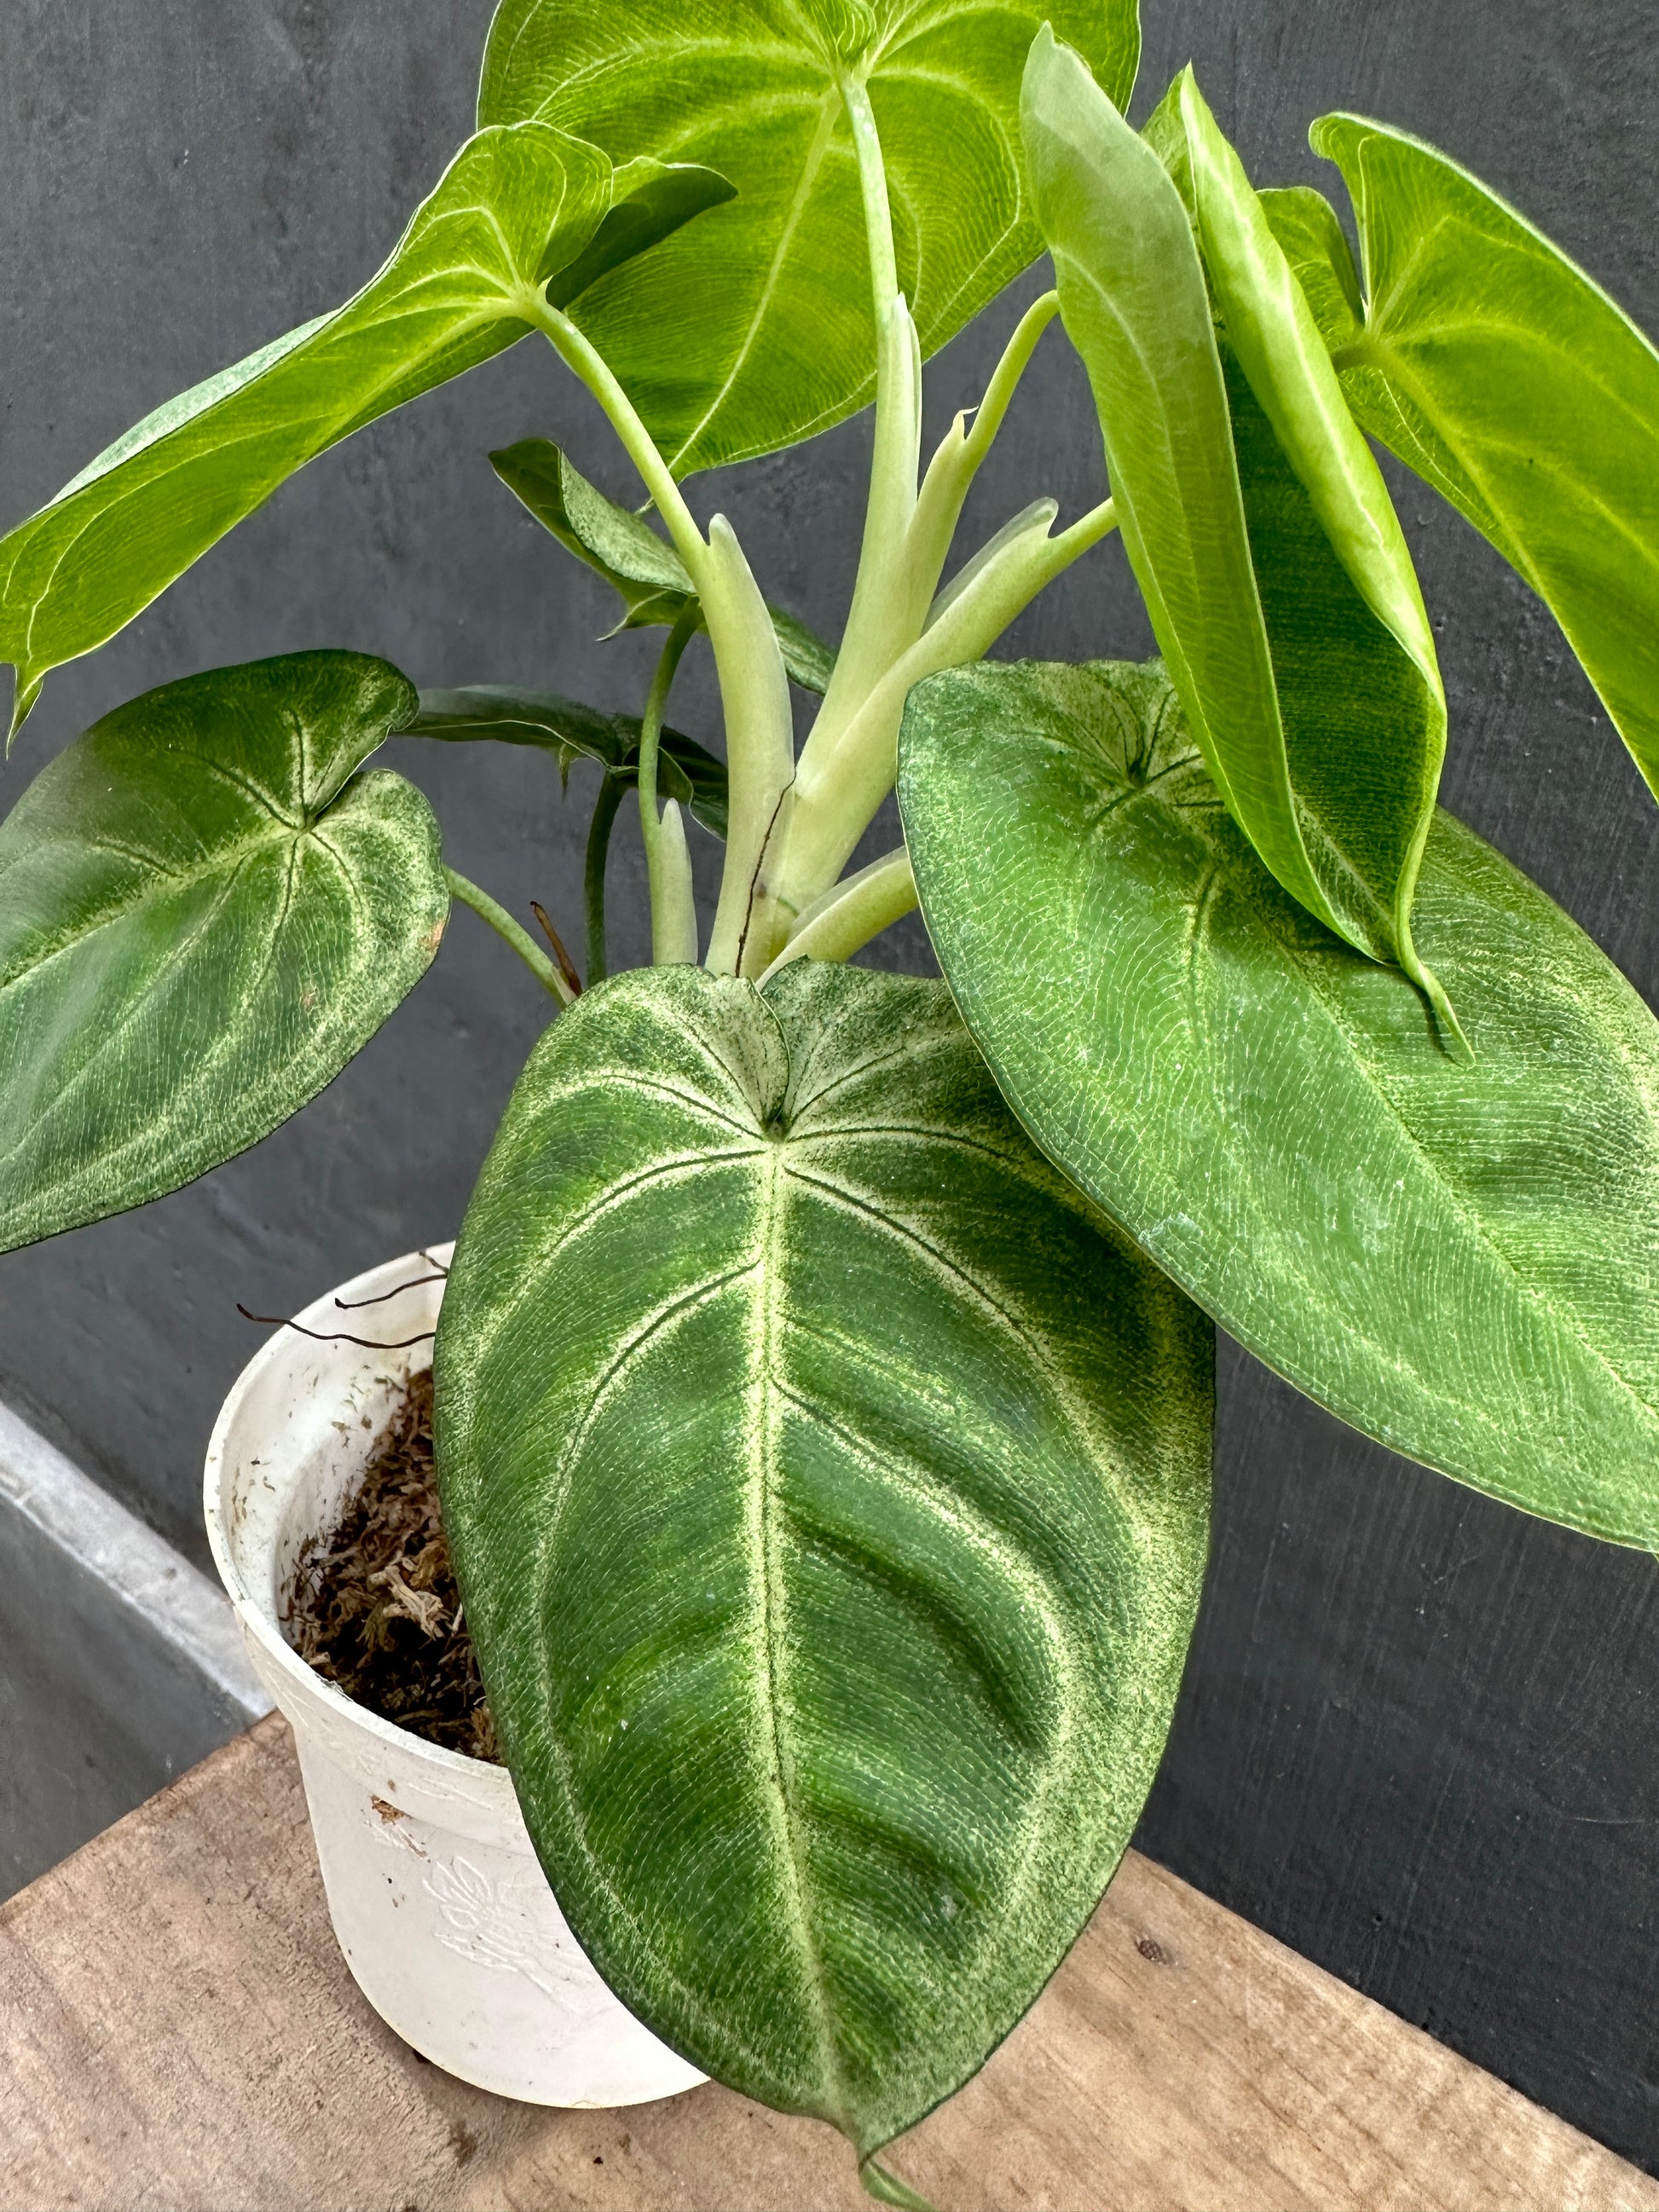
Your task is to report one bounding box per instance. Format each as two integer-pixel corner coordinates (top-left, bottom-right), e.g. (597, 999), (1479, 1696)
(286, 1368), (500, 1764)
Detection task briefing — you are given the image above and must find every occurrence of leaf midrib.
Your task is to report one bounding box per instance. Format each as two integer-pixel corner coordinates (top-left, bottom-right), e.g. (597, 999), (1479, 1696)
(751, 1137), (850, 2128)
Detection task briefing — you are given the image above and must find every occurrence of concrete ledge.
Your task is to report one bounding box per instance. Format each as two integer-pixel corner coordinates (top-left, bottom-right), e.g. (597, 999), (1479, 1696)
(0, 1399), (269, 1901)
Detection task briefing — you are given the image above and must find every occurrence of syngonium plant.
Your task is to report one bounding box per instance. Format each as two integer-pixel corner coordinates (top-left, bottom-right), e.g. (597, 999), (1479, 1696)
(3, 0), (1658, 2198)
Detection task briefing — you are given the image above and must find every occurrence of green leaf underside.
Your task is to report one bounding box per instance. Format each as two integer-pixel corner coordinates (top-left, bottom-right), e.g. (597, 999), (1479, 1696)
(1255, 185), (1363, 350)
(1023, 39), (1451, 1024)
(0, 652), (446, 1252)
(434, 960), (1211, 2152)
(479, 0), (1142, 474)
(900, 658), (1659, 1549)
(408, 684), (729, 837)
(1303, 113), (1659, 811)
(0, 130), (722, 729)
(544, 157), (738, 306)
(490, 438), (836, 692)
(902, 663), (1659, 1548)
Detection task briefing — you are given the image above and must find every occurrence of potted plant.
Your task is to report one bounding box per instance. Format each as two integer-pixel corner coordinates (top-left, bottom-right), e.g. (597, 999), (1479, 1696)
(4, 0), (1657, 2198)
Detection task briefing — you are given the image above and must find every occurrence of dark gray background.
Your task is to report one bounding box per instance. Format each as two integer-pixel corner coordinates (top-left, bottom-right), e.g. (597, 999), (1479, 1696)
(4, 0), (1657, 2172)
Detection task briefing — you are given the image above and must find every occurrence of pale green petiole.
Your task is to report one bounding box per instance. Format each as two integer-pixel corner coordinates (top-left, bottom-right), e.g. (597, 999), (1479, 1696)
(758, 848), (917, 984)
(809, 75), (924, 761)
(530, 293), (792, 979)
(770, 496), (1119, 918)
(529, 91), (1100, 988)
(702, 515), (797, 976)
(445, 866), (574, 1006)
(636, 602), (702, 965)
(746, 90), (1091, 971)
(529, 298), (709, 587)
(840, 74), (899, 308)
(904, 290), (1061, 606)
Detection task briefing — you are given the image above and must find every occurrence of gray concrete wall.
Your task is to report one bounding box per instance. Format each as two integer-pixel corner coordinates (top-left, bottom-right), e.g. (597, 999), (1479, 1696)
(3, 0), (1657, 2171)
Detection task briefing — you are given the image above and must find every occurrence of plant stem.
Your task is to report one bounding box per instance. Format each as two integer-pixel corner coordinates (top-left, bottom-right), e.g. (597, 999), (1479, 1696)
(757, 847), (916, 983)
(771, 495), (1120, 917)
(583, 773), (624, 986)
(905, 290), (1060, 599)
(841, 74), (897, 310)
(806, 78), (923, 765)
(445, 866), (573, 1006)
(529, 295), (793, 980)
(702, 514), (798, 976)
(528, 298), (710, 590)
(638, 603), (702, 964)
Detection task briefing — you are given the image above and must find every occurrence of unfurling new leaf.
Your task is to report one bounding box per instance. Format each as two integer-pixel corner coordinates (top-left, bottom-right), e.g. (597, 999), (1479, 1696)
(436, 960), (1211, 2161)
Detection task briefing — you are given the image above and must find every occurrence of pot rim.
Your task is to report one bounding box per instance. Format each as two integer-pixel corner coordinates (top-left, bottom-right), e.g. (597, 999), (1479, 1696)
(202, 1239), (492, 1788)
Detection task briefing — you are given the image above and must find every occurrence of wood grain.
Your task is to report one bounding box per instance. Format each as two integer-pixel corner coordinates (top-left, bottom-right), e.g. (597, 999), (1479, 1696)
(0, 1713), (1650, 2212)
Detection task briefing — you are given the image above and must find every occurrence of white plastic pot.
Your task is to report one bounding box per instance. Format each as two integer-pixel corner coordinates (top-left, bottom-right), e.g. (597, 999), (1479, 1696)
(204, 1243), (705, 2107)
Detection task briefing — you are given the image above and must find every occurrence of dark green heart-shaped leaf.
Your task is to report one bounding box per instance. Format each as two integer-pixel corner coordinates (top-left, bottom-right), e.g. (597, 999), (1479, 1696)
(0, 134), (725, 731)
(408, 684), (728, 837)
(0, 651), (446, 1252)
(479, 0), (1141, 473)
(901, 656), (1659, 1549)
(1298, 113), (1659, 812)
(1023, 39), (1455, 1035)
(435, 959), (1211, 2158)
(489, 438), (837, 691)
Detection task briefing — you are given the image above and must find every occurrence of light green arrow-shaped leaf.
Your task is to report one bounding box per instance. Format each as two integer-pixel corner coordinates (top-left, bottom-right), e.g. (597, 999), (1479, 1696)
(0, 651), (447, 1253)
(1023, 38), (1458, 1042)
(0, 133), (728, 732)
(901, 656), (1659, 1550)
(489, 438), (837, 692)
(1290, 114), (1659, 812)
(408, 684), (730, 838)
(434, 959), (1211, 2164)
(479, 0), (1141, 474)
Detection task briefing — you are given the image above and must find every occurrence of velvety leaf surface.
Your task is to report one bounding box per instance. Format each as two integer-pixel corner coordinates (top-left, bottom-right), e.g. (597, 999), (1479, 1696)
(1024, 38), (1452, 1026)
(435, 959), (1211, 2154)
(409, 684), (729, 837)
(0, 652), (446, 1251)
(490, 438), (835, 690)
(0, 130), (720, 730)
(900, 657), (1659, 1549)
(479, 0), (1141, 473)
(1309, 113), (1659, 808)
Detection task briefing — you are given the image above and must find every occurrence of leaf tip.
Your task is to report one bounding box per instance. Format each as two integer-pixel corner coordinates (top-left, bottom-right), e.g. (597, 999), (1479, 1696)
(859, 2156), (935, 2210)
(7, 666), (41, 751)
(1412, 954), (1473, 1065)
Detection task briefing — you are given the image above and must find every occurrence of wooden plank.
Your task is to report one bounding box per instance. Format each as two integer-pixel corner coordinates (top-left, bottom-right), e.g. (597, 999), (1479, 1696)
(0, 1713), (1650, 2212)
